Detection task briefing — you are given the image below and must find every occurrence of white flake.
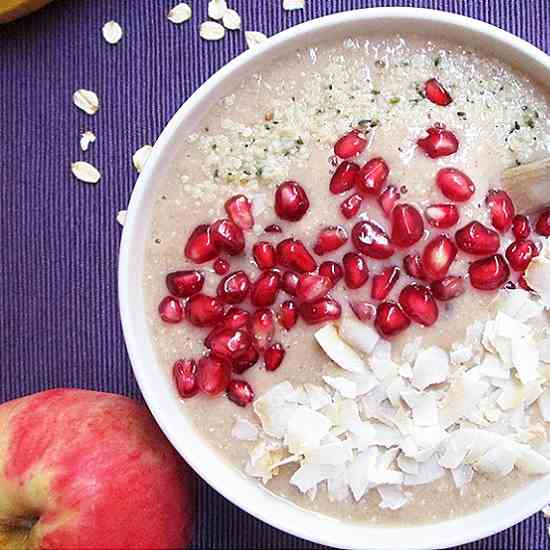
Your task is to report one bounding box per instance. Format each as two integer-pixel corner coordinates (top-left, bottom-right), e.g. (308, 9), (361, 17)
(286, 406), (331, 455)
(253, 382), (298, 438)
(167, 3), (192, 24)
(305, 441), (353, 466)
(303, 383), (331, 411)
(102, 21), (123, 44)
(245, 31), (267, 49)
(323, 376), (357, 399)
(207, 0), (228, 20)
(397, 453), (419, 475)
(116, 210), (127, 226)
(199, 21), (225, 41)
(222, 9), (241, 30)
(71, 161), (101, 183)
(327, 475), (350, 502)
(450, 345), (473, 366)
(403, 456), (444, 485)
(80, 130), (96, 151)
(474, 446), (517, 478)
(73, 89), (99, 115)
(479, 354), (509, 379)
(439, 374), (489, 429)
(290, 463), (339, 493)
(412, 347), (449, 390)
(511, 334), (540, 384)
(132, 144), (153, 173)
(377, 485), (410, 510)
(339, 316), (379, 354)
(401, 389), (438, 427)
(525, 249), (550, 307)
(540, 338), (550, 363)
(314, 324), (366, 373)
(283, 0), (305, 10)
(538, 389), (550, 421)
(231, 417), (258, 440)
(451, 464), (473, 490)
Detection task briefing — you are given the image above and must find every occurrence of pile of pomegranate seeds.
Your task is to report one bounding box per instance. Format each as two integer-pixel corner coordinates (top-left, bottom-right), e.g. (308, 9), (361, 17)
(160, 120), (548, 407)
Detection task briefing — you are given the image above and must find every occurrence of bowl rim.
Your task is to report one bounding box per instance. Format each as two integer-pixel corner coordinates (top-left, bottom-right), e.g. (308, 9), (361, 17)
(119, 7), (550, 549)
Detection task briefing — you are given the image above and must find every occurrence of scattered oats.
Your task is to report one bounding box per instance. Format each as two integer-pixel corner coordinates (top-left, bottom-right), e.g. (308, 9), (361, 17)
(542, 504), (550, 517)
(132, 144), (153, 173)
(199, 21), (225, 41)
(80, 130), (96, 151)
(283, 0), (305, 10)
(222, 9), (241, 30)
(207, 0), (228, 20)
(167, 3), (192, 24)
(102, 21), (123, 44)
(116, 210), (127, 227)
(71, 161), (101, 183)
(245, 30), (267, 49)
(73, 89), (99, 115)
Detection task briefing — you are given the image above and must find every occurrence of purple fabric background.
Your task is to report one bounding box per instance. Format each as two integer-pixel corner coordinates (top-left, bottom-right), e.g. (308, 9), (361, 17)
(1, 1), (550, 548)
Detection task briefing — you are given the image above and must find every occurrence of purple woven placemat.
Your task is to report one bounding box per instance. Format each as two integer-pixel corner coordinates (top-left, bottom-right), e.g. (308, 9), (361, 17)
(1, 1), (550, 548)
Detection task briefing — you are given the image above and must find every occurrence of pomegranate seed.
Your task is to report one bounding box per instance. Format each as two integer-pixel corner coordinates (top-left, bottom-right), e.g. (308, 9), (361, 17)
(424, 78), (453, 106)
(185, 224), (219, 264)
(213, 258), (230, 275)
(282, 271), (300, 296)
(313, 225), (348, 255)
(264, 343), (286, 372)
(403, 254), (427, 280)
(185, 293), (225, 327)
(486, 190), (515, 232)
(274, 181), (310, 222)
(319, 261), (343, 285)
(391, 204), (424, 248)
(296, 274), (332, 303)
(334, 130), (367, 159)
(340, 193), (363, 219)
(299, 298), (342, 325)
(253, 241), (276, 269)
(377, 185), (400, 217)
(329, 161), (360, 194)
(279, 300), (298, 331)
(374, 302), (411, 337)
(249, 308), (275, 350)
(222, 307), (250, 330)
(233, 346), (260, 374)
(518, 273), (534, 292)
(422, 234), (457, 280)
(355, 157), (389, 196)
(264, 224), (282, 233)
(227, 379), (255, 407)
(436, 168), (475, 202)
(455, 221), (500, 255)
(505, 239), (539, 271)
(224, 194), (254, 230)
(165, 270), (204, 298)
(417, 127), (459, 158)
(351, 219), (394, 259)
(210, 219), (245, 256)
(343, 252), (369, 289)
(399, 284), (439, 326)
(250, 270), (281, 307)
(217, 271), (251, 304)
(469, 254), (510, 291)
(349, 301), (376, 322)
(197, 355), (232, 396)
(512, 215), (530, 240)
(535, 209), (550, 236)
(173, 359), (199, 398)
(276, 238), (317, 273)
(424, 203), (459, 229)
(158, 296), (183, 324)
(205, 328), (252, 360)
(371, 266), (400, 301)
(430, 275), (465, 301)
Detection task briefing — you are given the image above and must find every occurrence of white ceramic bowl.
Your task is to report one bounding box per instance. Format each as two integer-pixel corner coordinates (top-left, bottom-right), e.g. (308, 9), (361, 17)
(119, 8), (550, 549)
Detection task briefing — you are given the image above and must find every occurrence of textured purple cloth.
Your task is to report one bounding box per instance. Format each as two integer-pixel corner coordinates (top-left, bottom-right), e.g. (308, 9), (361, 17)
(1, 1), (550, 548)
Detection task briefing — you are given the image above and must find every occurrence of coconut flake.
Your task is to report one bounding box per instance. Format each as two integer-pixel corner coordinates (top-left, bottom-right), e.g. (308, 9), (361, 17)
(245, 30), (267, 49)
(377, 485), (410, 510)
(323, 376), (358, 399)
(132, 144), (153, 173)
(199, 21), (225, 41)
(511, 334), (540, 384)
(222, 9), (241, 30)
(474, 446), (517, 478)
(439, 374), (489, 429)
(399, 363), (413, 379)
(451, 464), (473, 490)
(327, 475), (350, 502)
(102, 21), (123, 44)
(283, 0), (305, 10)
(303, 383), (331, 410)
(401, 389), (438, 427)
(116, 210), (127, 226)
(231, 417), (259, 440)
(525, 251), (550, 308)
(450, 345), (473, 366)
(73, 89), (99, 115)
(401, 337), (422, 363)
(538, 389), (550, 421)
(412, 346), (449, 390)
(345, 448), (378, 501)
(167, 3), (192, 24)
(403, 456), (444, 485)
(397, 453), (419, 475)
(305, 441), (353, 466)
(80, 130), (96, 151)
(71, 161), (101, 183)
(479, 354), (509, 379)
(314, 324), (366, 373)
(208, 0), (228, 20)
(253, 381), (298, 438)
(339, 316), (379, 354)
(286, 406), (331, 454)
(290, 463), (340, 493)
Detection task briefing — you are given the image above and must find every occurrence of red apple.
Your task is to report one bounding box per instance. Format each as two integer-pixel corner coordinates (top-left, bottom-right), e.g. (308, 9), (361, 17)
(0, 389), (195, 549)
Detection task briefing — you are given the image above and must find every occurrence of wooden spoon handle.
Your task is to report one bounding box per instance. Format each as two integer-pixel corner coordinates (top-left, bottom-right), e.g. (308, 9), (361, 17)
(501, 157), (550, 214)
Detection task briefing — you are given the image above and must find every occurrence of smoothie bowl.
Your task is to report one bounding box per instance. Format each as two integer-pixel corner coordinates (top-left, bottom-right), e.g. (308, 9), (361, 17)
(119, 8), (550, 549)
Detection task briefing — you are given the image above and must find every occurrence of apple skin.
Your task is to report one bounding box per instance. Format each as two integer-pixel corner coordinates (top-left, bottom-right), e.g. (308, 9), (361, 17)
(0, 389), (195, 549)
